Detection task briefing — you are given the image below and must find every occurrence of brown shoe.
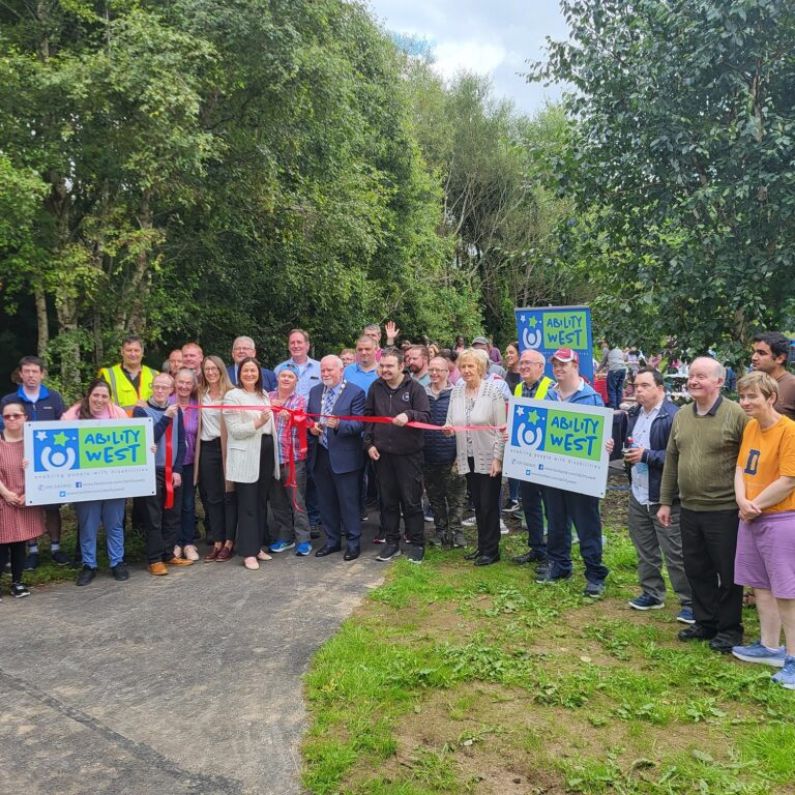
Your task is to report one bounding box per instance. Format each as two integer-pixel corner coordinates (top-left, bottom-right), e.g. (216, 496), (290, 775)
(216, 546), (233, 562)
(148, 562), (168, 576)
(204, 546), (221, 562)
(165, 556), (193, 567)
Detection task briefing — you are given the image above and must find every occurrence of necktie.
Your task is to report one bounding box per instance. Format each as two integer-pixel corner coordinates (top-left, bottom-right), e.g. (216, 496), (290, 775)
(320, 387), (335, 448)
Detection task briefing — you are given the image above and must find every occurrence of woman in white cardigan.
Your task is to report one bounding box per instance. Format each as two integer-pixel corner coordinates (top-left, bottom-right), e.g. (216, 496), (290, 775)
(444, 348), (507, 566)
(223, 357), (280, 570)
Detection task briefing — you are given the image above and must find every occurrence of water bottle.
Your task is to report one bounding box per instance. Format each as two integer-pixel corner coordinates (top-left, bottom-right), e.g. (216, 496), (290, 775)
(623, 436), (648, 474)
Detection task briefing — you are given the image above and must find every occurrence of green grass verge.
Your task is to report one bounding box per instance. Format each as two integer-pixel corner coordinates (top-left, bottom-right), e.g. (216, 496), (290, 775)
(302, 486), (795, 795)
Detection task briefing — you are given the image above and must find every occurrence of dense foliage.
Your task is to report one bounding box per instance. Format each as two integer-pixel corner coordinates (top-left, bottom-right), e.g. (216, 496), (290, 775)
(531, 0), (795, 359)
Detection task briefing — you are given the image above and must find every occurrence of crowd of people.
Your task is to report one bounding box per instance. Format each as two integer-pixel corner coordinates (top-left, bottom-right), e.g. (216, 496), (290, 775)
(1, 325), (794, 690)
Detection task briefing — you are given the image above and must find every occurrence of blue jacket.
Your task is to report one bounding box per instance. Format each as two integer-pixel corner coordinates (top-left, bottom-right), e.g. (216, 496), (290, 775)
(623, 399), (679, 503)
(423, 386), (456, 465)
(553, 379), (604, 407)
(1, 384), (65, 430)
(307, 381), (365, 475)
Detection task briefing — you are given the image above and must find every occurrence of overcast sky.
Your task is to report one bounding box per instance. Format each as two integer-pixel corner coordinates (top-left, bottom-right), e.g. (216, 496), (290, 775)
(365, 0), (570, 116)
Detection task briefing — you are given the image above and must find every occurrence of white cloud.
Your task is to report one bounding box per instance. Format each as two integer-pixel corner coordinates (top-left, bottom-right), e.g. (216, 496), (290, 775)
(431, 40), (507, 80)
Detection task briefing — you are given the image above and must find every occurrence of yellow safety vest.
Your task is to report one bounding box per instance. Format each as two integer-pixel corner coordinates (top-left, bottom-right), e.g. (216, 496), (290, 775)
(98, 363), (159, 415)
(514, 375), (553, 400)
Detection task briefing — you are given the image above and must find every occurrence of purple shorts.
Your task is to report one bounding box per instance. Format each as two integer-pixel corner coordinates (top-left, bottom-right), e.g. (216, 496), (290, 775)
(734, 510), (795, 598)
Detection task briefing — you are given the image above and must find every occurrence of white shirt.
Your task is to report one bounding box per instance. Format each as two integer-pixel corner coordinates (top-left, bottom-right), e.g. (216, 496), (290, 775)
(630, 400), (662, 505)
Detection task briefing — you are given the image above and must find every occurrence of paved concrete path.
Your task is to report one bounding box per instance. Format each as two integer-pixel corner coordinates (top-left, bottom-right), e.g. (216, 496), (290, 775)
(0, 541), (386, 795)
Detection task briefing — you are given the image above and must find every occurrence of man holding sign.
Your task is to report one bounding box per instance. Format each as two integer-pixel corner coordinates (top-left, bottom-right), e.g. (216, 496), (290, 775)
(536, 348), (611, 597)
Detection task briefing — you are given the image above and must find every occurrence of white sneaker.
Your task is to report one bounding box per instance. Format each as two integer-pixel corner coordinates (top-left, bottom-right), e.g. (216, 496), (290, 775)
(462, 515), (477, 527)
(183, 544), (199, 561)
(500, 520), (510, 535)
(173, 545), (183, 559)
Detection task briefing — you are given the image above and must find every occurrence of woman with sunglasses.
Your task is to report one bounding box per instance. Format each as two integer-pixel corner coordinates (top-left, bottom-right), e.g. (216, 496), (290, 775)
(0, 401), (45, 597)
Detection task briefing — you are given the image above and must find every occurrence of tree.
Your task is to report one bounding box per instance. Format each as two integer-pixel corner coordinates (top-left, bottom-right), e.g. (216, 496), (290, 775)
(531, 0), (795, 355)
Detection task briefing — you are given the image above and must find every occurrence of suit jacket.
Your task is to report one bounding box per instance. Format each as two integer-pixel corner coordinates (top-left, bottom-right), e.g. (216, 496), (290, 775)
(222, 388), (280, 483)
(227, 364), (277, 393)
(307, 381), (365, 475)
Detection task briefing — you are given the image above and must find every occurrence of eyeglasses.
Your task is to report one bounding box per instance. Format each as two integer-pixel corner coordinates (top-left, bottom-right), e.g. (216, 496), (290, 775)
(2, 413), (24, 420)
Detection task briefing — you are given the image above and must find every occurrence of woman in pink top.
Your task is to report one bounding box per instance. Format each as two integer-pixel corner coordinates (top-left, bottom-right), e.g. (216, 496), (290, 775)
(63, 379), (129, 586)
(0, 400), (45, 598)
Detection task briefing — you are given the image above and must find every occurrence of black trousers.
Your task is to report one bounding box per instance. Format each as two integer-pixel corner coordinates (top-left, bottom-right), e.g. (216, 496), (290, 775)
(0, 541), (26, 582)
(234, 436), (274, 558)
(376, 451), (424, 546)
(466, 458), (502, 559)
(199, 438), (228, 543)
(141, 468), (182, 563)
(680, 507), (743, 636)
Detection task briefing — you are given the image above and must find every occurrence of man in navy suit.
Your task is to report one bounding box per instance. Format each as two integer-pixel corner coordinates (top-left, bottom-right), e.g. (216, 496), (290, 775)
(308, 355), (366, 560)
(227, 336), (276, 391)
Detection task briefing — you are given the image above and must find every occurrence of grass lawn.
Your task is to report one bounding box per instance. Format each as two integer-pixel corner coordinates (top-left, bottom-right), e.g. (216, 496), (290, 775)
(302, 476), (795, 795)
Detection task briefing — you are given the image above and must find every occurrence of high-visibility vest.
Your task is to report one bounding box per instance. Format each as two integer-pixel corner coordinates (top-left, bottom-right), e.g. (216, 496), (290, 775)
(98, 363), (159, 415)
(513, 375), (553, 400)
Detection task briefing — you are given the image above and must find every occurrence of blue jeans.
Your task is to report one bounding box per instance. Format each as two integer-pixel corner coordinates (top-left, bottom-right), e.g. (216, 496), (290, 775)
(519, 481), (547, 556)
(508, 477), (519, 503)
(545, 487), (608, 583)
(75, 499), (125, 568)
(607, 369), (626, 409)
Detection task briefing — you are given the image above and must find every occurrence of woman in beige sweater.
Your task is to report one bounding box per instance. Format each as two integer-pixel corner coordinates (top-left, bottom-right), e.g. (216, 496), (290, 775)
(444, 348), (506, 566)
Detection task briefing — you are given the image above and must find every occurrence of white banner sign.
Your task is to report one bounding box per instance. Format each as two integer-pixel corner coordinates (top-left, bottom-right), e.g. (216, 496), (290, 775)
(503, 397), (613, 499)
(24, 418), (156, 505)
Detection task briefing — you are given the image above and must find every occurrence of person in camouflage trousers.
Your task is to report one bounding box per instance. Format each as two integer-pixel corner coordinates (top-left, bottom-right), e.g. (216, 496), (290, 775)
(423, 356), (467, 548)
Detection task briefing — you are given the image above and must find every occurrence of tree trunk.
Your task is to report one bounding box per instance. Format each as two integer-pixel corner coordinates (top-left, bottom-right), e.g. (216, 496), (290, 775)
(34, 286), (49, 358)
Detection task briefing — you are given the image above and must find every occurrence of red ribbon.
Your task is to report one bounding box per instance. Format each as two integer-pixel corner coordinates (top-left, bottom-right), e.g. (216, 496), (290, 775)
(183, 403), (503, 496)
(163, 421), (174, 510)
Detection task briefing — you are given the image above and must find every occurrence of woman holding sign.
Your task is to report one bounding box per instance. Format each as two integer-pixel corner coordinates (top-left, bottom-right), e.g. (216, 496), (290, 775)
(223, 357), (280, 571)
(0, 400), (45, 598)
(62, 379), (129, 586)
(444, 348), (507, 566)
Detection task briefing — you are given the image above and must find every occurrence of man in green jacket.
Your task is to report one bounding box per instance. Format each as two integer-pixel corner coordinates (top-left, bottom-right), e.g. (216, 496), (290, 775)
(658, 357), (748, 653)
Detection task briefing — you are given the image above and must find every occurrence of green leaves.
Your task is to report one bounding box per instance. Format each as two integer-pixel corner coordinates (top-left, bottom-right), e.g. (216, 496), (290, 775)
(532, 0), (795, 352)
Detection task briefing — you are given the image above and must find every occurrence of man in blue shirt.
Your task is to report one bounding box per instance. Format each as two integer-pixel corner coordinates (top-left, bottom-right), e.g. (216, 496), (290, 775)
(276, 329), (321, 399)
(536, 348), (611, 598)
(343, 336), (379, 395)
(1, 356), (69, 568)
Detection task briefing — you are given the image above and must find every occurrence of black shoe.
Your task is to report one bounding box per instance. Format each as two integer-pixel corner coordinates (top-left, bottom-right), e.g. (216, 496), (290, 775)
(23, 552), (39, 571)
(405, 544), (425, 564)
(111, 563), (130, 582)
(376, 543), (401, 562)
(535, 565), (571, 584)
(76, 566), (97, 587)
(709, 632), (743, 654)
(315, 545), (341, 558)
(677, 624), (717, 642)
(512, 550), (546, 565)
(474, 554), (500, 567)
(343, 548), (360, 561)
(463, 549), (481, 561)
(10, 582), (30, 598)
(51, 549), (72, 566)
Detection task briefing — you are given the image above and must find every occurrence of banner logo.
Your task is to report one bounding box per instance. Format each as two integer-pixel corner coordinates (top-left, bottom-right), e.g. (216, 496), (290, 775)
(32, 426), (145, 472)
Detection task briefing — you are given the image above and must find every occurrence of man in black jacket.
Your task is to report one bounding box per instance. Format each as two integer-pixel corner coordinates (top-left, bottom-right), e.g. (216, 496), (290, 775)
(364, 349), (430, 563)
(622, 368), (692, 621)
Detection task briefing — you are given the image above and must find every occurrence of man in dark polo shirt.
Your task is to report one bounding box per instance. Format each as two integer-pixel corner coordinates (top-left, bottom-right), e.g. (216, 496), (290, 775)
(750, 331), (795, 419)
